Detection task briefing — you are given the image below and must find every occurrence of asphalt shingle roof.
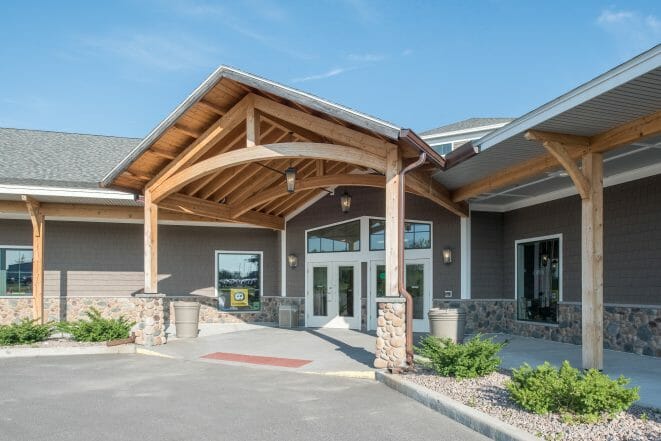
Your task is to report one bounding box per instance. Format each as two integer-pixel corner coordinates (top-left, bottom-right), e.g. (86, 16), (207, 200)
(0, 128), (139, 188)
(420, 117), (514, 137)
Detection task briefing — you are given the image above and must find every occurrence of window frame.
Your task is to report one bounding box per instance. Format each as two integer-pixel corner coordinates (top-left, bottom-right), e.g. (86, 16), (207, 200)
(368, 217), (432, 251)
(0, 245), (33, 297)
(306, 218), (362, 254)
(214, 250), (264, 313)
(514, 234), (563, 324)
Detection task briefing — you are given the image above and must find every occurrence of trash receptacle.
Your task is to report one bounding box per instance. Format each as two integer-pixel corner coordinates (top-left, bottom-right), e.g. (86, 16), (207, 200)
(428, 308), (466, 343)
(278, 304), (298, 328)
(173, 301), (200, 338)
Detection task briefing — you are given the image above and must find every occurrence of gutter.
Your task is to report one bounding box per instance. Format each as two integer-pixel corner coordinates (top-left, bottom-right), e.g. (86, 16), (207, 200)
(0, 184), (137, 201)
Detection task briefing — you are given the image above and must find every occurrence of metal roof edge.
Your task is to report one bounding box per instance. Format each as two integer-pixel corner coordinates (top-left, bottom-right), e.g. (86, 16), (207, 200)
(100, 66), (402, 188)
(475, 44), (661, 152)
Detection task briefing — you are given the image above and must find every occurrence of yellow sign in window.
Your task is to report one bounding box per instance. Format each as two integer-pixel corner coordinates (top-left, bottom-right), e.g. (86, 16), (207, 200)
(230, 288), (249, 307)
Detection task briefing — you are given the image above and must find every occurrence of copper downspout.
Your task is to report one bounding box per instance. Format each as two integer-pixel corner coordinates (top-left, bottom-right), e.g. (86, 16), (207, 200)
(398, 151), (427, 367)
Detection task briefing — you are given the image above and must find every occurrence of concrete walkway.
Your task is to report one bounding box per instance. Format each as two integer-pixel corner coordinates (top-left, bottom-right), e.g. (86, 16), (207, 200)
(491, 334), (661, 410)
(153, 324), (376, 375)
(152, 326), (660, 408)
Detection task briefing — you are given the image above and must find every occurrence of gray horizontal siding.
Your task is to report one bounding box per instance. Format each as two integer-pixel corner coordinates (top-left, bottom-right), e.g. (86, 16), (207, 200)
(0, 219), (280, 298)
(285, 186), (461, 299)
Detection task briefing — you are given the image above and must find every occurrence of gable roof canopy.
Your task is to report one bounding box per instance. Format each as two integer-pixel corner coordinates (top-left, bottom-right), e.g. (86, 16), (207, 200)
(436, 44), (661, 211)
(102, 67), (469, 229)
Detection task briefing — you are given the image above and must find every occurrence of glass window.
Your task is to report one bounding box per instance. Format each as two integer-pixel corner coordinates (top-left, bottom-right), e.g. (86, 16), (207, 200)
(0, 248), (33, 296)
(307, 220), (360, 253)
(369, 219), (431, 251)
(516, 237), (560, 324)
(433, 142), (453, 156)
(217, 252), (262, 312)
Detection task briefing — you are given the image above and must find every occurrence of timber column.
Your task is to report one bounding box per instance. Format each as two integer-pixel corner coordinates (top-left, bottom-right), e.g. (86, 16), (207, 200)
(134, 190), (166, 346)
(374, 144), (407, 369)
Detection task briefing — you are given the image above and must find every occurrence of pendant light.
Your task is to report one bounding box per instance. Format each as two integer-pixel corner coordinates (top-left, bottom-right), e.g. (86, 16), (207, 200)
(285, 166), (296, 192)
(340, 191), (352, 213)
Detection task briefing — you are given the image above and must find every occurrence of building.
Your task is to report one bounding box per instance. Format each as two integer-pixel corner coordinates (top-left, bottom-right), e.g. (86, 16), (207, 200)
(1, 45), (660, 370)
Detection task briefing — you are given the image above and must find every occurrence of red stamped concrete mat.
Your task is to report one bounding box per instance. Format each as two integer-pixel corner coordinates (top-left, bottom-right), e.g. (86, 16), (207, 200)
(201, 352), (312, 368)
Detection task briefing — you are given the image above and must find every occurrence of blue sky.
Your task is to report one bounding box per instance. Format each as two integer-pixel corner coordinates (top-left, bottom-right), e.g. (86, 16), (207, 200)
(1, 1), (660, 138)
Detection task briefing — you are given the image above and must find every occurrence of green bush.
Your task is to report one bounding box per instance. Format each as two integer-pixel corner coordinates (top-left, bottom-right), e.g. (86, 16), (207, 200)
(415, 334), (506, 379)
(506, 360), (639, 422)
(0, 319), (53, 345)
(57, 308), (134, 342)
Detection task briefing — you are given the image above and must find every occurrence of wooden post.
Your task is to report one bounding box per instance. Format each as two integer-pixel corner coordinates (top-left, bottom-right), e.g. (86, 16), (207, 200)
(581, 152), (604, 370)
(246, 106), (260, 147)
(22, 196), (45, 323)
(384, 145), (401, 297)
(144, 191), (158, 294)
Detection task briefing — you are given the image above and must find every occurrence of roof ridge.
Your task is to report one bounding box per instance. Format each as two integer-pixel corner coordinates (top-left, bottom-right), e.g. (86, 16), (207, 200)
(0, 126), (141, 141)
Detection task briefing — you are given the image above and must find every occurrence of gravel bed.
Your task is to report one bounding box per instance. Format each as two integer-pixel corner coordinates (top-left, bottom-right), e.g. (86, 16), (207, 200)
(405, 369), (661, 441)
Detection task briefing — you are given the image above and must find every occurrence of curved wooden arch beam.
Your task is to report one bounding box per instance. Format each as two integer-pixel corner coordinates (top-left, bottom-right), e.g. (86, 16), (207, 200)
(231, 173), (428, 218)
(149, 143), (387, 203)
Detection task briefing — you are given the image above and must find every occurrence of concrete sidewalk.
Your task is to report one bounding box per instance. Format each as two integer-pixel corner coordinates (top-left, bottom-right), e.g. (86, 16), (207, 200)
(151, 325), (376, 375)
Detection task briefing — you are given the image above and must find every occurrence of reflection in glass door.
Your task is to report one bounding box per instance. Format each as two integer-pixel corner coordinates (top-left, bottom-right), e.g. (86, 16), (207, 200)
(312, 266), (328, 317)
(307, 262), (360, 329)
(369, 260), (431, 332)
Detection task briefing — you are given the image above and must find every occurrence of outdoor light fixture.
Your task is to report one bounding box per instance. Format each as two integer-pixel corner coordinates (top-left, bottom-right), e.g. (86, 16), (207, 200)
(285, 167), (297, 193)
(340, 191), (352, 213)
(541, 254), (549, 267)
(287, 253), (298, 269)
(442, 247), (453, 265)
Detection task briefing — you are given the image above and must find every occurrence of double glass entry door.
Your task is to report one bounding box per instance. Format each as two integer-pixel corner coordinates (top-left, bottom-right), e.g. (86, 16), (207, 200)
(306, 262), (361, 329)
(369, 259), (431, 332)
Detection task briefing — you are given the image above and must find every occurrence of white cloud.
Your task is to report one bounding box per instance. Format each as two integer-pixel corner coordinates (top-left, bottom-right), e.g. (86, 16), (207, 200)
(292, 67), (354, 83)
(347, 53), (384, 62)
(596, 8), (661, 56)
(78, 31), (220, 72)
(597, 9), (634, 24)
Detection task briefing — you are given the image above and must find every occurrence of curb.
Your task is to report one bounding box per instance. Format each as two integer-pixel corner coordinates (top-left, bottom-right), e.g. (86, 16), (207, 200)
(0, 343), (136, 358)
(375, 371), (540, 441)
(303, 370), (376, 380)
(136, 347), (177, 359)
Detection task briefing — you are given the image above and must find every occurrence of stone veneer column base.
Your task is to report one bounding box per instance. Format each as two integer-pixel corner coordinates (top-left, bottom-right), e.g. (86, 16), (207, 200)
(133, 294), (166, 346)
(374, 297), (407, 369)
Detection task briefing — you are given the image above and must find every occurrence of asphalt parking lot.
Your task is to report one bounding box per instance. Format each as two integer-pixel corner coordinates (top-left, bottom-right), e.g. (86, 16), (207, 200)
(0, 354), (488, 441)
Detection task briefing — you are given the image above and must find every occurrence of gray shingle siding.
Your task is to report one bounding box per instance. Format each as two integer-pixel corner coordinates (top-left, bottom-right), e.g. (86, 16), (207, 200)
(0, 128), (139, 188)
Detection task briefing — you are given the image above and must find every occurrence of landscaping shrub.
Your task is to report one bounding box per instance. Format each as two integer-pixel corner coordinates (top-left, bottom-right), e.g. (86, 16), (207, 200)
(57, 308), (134, 342)
(415, 334), (506, 379)
(506, 360), (639, 422)
(0, 319), (53, 345)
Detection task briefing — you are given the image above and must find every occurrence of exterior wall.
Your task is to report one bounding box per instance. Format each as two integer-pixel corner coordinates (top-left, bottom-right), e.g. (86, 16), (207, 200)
(433, 299), (660, 357)
(0, 219), (280, 298)
(500, 174), (661, 305)
(470, 211), (504, 299)
(285, 186), (461, 299)
(0, 219), (281, 327)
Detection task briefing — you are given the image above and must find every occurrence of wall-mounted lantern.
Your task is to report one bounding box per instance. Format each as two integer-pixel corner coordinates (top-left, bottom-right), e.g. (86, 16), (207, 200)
(442, 247), (453, 265)
(287, 253), (298, 269)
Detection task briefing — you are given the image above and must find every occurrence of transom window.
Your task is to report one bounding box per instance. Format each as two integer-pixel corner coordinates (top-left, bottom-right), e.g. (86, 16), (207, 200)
(307, 220), (361, 253)
(515, 236), (561, 324)
(216, 251), (262, 312)
(369, 219), (431, 251)
(0, 247), (33, 296)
